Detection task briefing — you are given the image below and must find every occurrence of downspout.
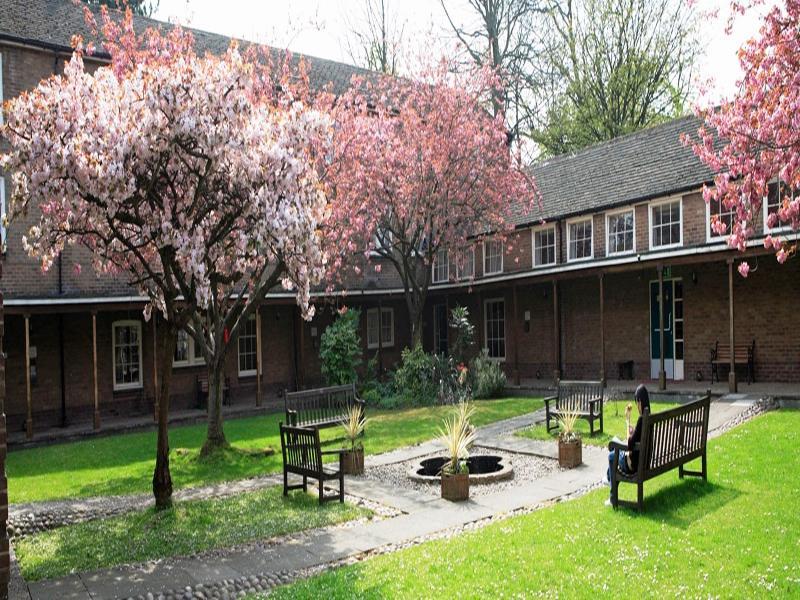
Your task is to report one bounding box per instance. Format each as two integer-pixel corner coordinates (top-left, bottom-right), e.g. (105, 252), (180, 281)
(55, 51), (67, 428)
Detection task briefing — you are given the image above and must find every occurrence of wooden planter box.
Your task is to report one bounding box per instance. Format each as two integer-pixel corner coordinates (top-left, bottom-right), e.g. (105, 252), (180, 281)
(341, 448), (364, 475)
(441, 472), (469, 502)
(558, 437), (582, 468)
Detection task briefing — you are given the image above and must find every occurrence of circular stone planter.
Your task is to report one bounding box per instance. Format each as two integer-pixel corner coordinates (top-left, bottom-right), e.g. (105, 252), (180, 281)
(408, 454), (514, 484)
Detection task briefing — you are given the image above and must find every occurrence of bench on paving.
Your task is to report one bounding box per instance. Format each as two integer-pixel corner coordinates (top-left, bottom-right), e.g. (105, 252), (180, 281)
(280, 423), (345, 504)
(545, 380), (604, 436)
(196, 372), (230, 409)
(711, 339), (755, 384)
(284, 383), (365, 429)
(609, 393), (711, 512)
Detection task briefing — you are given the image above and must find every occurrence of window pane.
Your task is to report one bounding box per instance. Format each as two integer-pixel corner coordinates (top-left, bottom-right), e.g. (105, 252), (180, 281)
(238, 315), (257, 374)
(484, 300), (505, 359)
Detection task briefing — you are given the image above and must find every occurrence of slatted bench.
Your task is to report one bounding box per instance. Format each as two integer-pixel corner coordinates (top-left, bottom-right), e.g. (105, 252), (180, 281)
(609, 393), (711, 511)
(710, 339), (755, 384)
(545, 380), (604, 436)
(280, 423), (345, 504)
(196, 373), (231, 409)
(284, 383), (365, 429)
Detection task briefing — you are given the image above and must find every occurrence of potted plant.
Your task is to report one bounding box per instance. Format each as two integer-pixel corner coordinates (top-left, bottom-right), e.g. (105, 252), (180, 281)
(557, 402), (582, 468)
(340, 404), (366, 475)
(439, 402), (476, 501)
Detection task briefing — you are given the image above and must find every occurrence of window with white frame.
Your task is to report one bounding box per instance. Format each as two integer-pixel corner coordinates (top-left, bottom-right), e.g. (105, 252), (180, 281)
(367, 307), (394, 349)
(607, 209), (635, 254)
(567, 218), (593, 261)
(483, 239), (503, 275)
(484, 298), (506, 360)
(707, 197), (736, 239)
(533, 225), (556, 266)
(432, 248), (449, 283)
(650, 199), (682, 248)
(173, 328), (205, 367)
(764, 180), (796, 232)
(456, 246), (475, 279)
(237, 314), (257, 376)
(113, 320), (142, 390)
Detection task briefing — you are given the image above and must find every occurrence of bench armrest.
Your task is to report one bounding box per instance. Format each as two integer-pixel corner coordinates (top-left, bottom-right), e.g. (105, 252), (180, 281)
(608, 439), (628, 452)
(543, 395), (557, 406)
(321, 448), (348, 455)
(588, 397), (602, 406)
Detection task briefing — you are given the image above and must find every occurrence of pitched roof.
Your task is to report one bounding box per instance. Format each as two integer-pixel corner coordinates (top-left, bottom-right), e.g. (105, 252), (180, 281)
(0, 0), (375, 94)
(513, 115), (715, 226)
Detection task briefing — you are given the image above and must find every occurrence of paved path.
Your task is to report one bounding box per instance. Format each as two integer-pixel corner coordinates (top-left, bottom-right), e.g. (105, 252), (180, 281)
(15, 394), (761, 600)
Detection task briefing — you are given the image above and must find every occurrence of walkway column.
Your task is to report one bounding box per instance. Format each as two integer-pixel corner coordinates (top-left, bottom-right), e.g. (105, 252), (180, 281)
(552, 280), (561, 382)
(727, 258), (738, 393)
(377, 299), (383, 375)
(92, 311), (100, 430)
(599, 273), (605, 386)
(296, 307), (305, 390)
(152, 316), (158, 422)
(255, 308), (262, 407)
(657, 265), (666, 391)
(24, 314), (32, 440)
(512, 284), (520, 386)
(0, 290), (9, 600)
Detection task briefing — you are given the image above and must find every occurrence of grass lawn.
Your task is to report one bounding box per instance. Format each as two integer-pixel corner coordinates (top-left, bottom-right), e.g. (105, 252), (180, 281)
(516, 400), (680, 447)
(8, 397), (541, 504)
(15, 485), (370, 581)
(271, 410), (800, 598)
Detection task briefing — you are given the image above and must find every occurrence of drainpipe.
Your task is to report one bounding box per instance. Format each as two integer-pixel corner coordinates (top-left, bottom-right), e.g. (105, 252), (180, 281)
(57, 254), (67, 427)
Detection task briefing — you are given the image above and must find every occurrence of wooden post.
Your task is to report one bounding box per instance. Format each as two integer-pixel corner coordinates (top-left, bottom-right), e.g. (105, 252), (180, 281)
(24, 314), (32, 440)
(0, 291), (9, 600)
(512, 284), (520, 386)
(377, 299), (383, 375)
(92, 312), (100, 430)
(297, 307), (305, 390)
(152, 315), (158, 422)
(658, 265), (666, 391)
(552, 280), (561, 382)
(727, 258), (738, 393)
(255, 307), (262, 407)
(599, 273), (605, 386)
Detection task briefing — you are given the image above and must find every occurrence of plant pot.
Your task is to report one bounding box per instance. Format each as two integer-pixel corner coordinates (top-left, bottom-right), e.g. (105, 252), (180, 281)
(558, 437), (582, 468)
(341, 448), (364, 475)
(441, 472), (469, 502)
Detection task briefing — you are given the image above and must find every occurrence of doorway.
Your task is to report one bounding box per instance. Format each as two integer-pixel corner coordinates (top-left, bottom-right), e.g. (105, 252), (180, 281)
(649, 279), (684, 380)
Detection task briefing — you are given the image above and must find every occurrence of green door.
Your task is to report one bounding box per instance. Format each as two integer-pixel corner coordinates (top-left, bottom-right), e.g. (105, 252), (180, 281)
(650, 280), (674, 379)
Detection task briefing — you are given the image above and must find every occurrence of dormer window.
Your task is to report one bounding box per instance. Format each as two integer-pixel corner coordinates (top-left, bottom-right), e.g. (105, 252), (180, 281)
(567, 217), (593, 261)
(483, 239), (503, 275)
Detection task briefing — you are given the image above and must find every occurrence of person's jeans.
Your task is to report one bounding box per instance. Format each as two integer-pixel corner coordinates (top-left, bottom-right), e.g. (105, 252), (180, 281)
(607, 450), (629, 499)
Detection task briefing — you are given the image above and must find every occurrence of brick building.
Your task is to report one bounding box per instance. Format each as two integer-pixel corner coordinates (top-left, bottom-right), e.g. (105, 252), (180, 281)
(2, 0), (798, 437)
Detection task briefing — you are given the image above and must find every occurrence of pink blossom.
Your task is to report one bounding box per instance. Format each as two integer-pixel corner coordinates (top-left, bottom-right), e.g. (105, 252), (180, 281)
(777, 248), (789, 264)
(737, 261), (750, 277)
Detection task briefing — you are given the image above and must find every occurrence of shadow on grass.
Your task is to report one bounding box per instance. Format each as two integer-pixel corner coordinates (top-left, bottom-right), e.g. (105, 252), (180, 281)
(617, 478), (741, 529)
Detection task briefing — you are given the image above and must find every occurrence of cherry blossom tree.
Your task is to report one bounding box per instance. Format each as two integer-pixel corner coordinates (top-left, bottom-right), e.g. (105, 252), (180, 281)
(325, 61), (537, 345)
(1, 8), (330, 505)
(685, 0), (800, 276)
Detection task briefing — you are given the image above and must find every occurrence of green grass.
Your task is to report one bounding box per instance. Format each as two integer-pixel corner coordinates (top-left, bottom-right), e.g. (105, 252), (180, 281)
(15, 485), (370, 581)
(7, 397), (541, 504)
(516, 400), (680, 447)
(271, 410), (800, 599)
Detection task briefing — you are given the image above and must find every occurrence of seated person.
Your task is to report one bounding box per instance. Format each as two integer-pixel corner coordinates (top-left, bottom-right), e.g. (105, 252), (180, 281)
(605, 384), (650, 505)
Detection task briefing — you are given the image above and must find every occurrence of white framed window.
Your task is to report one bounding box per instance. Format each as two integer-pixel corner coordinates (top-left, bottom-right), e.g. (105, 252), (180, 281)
(606, 209), (635, 255)
(532, 224), (556, 266)
(237, 314), (257, 377)
(567, 217), (593, 261)
(456, 246), (475, 280)
(650, 198), (682, 249)
(483, 239), (503, 275)
(484, 298), (506, 360)
(367, 307), (394, 349)
(706, 197), (737, 241)
(173, 329), (205, 367)
(0, 176), (6, 251)
(764, 180), (796, 234)
(432, 248), (449, 283)
(112, 320), (143, 391)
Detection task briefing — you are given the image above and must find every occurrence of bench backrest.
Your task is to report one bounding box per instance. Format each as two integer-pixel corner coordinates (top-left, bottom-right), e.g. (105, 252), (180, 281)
(714, 340), (754, 362)
(556, 380), (604, 412)
(638, 394), (711, 478)
(285, 383), (359, 425)
(280, 423), (322, 475)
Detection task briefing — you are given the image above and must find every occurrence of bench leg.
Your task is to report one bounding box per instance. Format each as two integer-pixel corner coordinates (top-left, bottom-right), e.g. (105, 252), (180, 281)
(303, 475), (307, 493)
(283, 469), (288, 496)
(599, 409), (604, 434)
(679, 464), (684, 479)
(319, 479), (324, 505)
(339, 470), (344, 503)
(589, 416), (594, 437)
(637, 483), (644, 512)
(702, 452), (707, 481)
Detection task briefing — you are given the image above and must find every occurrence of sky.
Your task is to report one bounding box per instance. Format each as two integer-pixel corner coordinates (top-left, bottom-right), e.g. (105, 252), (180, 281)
(153, 0), (780, 104)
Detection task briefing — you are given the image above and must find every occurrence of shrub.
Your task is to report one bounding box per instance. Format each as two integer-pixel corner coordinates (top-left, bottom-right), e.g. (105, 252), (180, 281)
(470, 349), (507, 399)
(432, 353), (471, 404)
(319, 308), (362, 386)
(449, 305), (476, 365)
(393, 344), (438, 406)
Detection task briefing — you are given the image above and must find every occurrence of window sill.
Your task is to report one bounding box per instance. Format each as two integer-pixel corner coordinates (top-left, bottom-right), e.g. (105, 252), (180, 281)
(113, 383), (143, 393)
(367, 343), (395, 350)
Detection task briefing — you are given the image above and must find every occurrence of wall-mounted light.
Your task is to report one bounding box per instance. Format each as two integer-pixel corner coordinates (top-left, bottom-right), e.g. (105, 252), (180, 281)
(692, 271), (698, 285)
(535, 369), (541, 379)
(524, 310), (531, 333)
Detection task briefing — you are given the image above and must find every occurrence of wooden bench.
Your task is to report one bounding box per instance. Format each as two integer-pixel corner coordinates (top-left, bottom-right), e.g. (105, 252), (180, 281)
(545, 380), (604, 436)
(284, 383), (365, 429)
(280, 423), (345, 504)
(609, 394), (711, 511)
(196, 373), (231, 409)
(710, 339), (755, 384)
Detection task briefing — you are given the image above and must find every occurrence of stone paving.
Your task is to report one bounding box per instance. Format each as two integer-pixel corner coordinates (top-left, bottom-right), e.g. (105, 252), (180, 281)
(12, 394), (765, 600)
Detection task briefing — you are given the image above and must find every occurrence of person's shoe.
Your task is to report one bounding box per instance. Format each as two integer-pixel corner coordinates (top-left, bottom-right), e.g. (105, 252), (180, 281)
(604, 498), (613, 507)
(602, 474), (609, 485)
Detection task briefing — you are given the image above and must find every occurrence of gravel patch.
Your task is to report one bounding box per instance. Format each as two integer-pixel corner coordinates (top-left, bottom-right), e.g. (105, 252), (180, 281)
(710, 397), (778, 438)
(352, 446), (559, 498)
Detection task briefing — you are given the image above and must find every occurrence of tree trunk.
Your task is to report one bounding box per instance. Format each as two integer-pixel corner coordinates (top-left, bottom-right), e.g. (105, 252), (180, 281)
(202, 362), (228, 455)
(153, 324), (177, 510)
(410, 303), (424, 348)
